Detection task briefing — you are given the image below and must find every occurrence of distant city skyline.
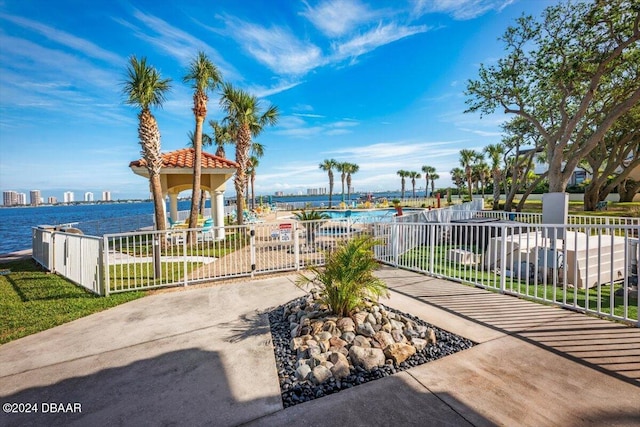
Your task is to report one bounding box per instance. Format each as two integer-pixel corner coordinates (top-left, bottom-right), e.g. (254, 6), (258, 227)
(0, 0), (555, 200)
(2, 189), (114, 206)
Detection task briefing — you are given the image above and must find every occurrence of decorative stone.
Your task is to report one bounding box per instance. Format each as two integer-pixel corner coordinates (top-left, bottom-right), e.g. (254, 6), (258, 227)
(337, 317), (355, 332)
(411, 338), (428, 351)
(373, 331), (395, 349)
(353, 311), (368, 326)
(384, 343), (416, 364)
(390, 319), (404, 330)
(296, 364), (311, 381)
(329, 336), (347, 350)
(317, 331), (333, 341)
(352, 335), (371, 348)
(349, 346), (386, 370)
(341, 331), (356, 343)
(415, 325), (428, 338)
(323, 320), (339, 336)
(366, 312), (377, 325)
(391, 329), (407, 343)
(427, 328), (437, 345)
(357, 322), (376, 337)
(310, 321), (324, 336)
(311, 365), (332, 385)
(330, 359), (350, 380)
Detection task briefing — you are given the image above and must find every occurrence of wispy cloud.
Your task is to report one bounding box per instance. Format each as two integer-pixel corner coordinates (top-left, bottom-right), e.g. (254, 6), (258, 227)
(273, 115), (360, 137)
(332, 23), (428, 59)
(301, 0), (377, 37)
(219, 17), (323, 75)
(459, 127), (503, 137)
(116, 9), (237, 78)
(412, 0), (515, 20)
(0, 13), (123, 64)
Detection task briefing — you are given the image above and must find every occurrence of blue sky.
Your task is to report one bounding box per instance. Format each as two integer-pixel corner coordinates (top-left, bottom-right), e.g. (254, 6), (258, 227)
(0, 0), (555, 201)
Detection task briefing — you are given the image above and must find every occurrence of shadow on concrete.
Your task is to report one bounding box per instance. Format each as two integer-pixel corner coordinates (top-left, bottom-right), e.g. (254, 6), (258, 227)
(219, 311), (271, 344)
(246, 373), (497, 427)
(0, 348), (279, 427)
(380, 268), (640, 387)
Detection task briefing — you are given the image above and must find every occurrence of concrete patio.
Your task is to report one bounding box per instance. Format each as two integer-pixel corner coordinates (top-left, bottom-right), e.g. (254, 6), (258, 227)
(0, 266), (638, 426)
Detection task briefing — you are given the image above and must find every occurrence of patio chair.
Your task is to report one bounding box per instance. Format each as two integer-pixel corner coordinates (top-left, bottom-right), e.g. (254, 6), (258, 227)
(198, 218), (214, 242)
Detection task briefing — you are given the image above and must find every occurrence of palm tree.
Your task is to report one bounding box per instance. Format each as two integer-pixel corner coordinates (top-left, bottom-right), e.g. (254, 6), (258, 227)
(122, 56), (171, 232)
(187, 130), (213, 216)
(345, 162), (359, 202)
(183, 52), (222, 237)
(337, 162), (349, 203)
(459, 149), (479, 200)
(484, 143), (504, 210)
(474, 160), (490, 200)
(421, 165), (435, 197)
(319, 159), (337, 208)
(219, 83), (278, 225)
(409, 171), (421, 198)
(397, 170), (409, 199)
(450, 167), (465, 199)
(247, 156), (259, 210)
(248, 141), (265, 210)
(209, 119), (232, 158)
(430, 173), (439, 198)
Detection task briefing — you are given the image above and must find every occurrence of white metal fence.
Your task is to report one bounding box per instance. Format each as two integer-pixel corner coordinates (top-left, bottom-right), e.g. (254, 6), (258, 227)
(32, 227), (103, 295)
(372, 220), (639, 326)
(32, 205), (639, 326)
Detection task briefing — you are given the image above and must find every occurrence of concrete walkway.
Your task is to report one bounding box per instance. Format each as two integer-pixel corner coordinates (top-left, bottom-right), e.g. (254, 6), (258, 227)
(1, 267), (638, 426)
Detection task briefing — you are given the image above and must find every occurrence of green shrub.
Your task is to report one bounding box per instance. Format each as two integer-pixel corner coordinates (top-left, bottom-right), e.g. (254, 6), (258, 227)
(296, 235), (389, 317)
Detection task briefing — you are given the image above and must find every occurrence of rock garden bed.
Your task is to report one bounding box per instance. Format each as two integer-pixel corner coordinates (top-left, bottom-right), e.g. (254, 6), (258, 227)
(268, 293), (475, 408)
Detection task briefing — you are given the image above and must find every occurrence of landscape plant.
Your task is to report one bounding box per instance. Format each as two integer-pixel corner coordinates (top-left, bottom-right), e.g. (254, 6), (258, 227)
(293, 209), (330, 248)
(296, 235), (389, 317)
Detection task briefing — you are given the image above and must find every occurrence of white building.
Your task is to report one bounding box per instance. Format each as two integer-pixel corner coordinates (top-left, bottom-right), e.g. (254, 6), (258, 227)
(64, 191), (74, 203)
(84, 192), (94, 202)
(102, 191), (111, 201)
(3, 191), (17, 206)
(30, 190), (41, 206)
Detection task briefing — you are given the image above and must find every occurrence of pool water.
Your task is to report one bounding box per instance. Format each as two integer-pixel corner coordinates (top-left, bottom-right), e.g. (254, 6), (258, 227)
(319, 209), (397, 219)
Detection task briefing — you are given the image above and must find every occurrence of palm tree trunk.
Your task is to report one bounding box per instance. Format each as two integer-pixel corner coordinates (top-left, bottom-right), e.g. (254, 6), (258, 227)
(188, 115), (204, 243)
(234, 126), (251, 225)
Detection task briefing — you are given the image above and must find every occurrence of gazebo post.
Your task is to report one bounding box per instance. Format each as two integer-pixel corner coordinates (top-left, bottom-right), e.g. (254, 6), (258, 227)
(214, 190), (225, 240)
(168, 191), (179, 223)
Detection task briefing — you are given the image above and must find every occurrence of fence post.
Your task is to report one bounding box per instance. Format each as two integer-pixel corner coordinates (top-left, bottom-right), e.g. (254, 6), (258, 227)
(499, 227), (507, 293)
(392, 223), (399, 267)
(182, 230), (188, 287)
(250, 226), (256, 278)
(294, 227), (300, 270)
(102, 236), (110, 297)
(429, 224), (436, 274)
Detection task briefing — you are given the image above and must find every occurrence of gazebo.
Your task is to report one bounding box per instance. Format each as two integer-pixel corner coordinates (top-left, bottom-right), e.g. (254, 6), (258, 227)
(129, 148), (238, 238)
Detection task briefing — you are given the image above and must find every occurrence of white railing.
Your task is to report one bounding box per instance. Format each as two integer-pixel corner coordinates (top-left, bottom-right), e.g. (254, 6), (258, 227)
(32, 228), (103, 295)
(101, 219), (366, 294)
(32, 203), (638, 326)
(372, 221), (639, 326)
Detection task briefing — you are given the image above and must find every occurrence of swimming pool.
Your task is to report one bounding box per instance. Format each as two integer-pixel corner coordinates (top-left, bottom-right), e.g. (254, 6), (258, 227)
(319, 209), (397, 219)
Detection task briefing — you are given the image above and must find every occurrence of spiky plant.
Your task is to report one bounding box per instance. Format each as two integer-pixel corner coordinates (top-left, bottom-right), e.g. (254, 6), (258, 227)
(296, 235), (388, 317)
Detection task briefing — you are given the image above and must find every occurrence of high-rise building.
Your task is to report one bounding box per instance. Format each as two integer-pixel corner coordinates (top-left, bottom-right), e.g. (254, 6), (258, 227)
(48, 196), (57, 204)
(84, 192), (94, 202)
(17, 193), (27, 205)
(30, 190), (41, 206)
(102, 191), (111, 201)
(63, 191), (74, 203)
(3, 191), (17, 206)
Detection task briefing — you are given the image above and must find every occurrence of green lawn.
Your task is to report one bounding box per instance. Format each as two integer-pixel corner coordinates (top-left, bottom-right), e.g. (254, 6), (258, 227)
(401, 245), (638, 322)
(108, 261), (201, 291)
(0, 260), (145, 344)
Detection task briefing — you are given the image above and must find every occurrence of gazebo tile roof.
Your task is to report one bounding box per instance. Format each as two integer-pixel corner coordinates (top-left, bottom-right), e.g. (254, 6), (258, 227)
(129, 148), (238, 169)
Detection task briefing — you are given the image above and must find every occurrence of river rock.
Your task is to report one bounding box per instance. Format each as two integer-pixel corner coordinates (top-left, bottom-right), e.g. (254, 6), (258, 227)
(311, 365), (333, 385)
(336, 317), (355, 332)
(384, 343), (416, 364)
(353, 335), (371, 348)
(411, 338), (428, 352)
(349, 346), (386, 370)
(357, 321), (376, 337)
(373, 331), (395, 349)
(296, 364), (311, 381)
